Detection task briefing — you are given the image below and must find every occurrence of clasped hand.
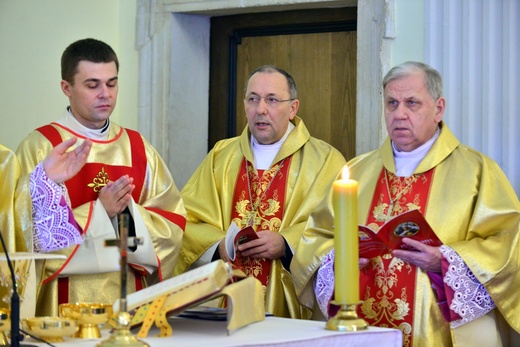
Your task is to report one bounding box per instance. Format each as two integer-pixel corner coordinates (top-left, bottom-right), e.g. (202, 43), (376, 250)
(98, 175), (135, 218)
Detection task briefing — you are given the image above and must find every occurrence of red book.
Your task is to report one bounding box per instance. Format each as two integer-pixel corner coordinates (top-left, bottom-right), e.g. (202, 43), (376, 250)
(225, 222), (259, 262)
(358, 209), (442, 258)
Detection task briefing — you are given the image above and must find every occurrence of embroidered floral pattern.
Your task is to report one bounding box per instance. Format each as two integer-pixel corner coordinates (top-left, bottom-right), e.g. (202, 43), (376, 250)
(238, 162), (283, 228)
(440, 245), (495, 328)
(30, 163), (83, 252)
(231, 159), (288, 288)
(315, 249), (335, 317)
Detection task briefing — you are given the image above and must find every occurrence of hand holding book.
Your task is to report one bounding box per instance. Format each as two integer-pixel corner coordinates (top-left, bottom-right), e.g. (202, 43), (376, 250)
(358, 209), (442, 259)
(225, 222), (259, 262)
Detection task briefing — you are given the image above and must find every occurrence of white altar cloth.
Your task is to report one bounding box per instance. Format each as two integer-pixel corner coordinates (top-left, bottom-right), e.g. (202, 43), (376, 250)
(24, 316), (402, 347)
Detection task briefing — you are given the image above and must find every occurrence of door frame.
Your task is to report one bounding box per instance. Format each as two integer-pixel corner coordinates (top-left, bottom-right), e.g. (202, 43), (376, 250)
(225, 20), (356, 140)
(136, 0), (390, 188)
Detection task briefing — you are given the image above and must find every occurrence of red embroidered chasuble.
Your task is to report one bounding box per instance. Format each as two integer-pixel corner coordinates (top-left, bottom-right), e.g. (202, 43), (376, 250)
(36, 124), (148, 304)
(230, 158), (291, 288)
(37, 124), (146, 206)
(359, 169), (434, 347)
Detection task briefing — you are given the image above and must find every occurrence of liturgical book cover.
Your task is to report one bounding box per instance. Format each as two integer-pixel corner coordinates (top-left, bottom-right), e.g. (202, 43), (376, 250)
(358, 209), (442, 258)
(225, 222), (258, 261)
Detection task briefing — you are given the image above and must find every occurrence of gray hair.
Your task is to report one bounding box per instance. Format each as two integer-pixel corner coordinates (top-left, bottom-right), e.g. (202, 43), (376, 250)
(383, 61), (443, 100)
(244, 65), (298, 99)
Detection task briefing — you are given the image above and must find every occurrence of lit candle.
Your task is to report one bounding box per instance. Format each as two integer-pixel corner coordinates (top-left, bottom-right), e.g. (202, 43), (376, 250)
(332, 165), (359, 304)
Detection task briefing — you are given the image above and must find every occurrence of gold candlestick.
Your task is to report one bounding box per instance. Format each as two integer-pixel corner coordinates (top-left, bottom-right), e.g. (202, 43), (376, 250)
(97, 212), (148, 347)
(325, 302), (368, 331)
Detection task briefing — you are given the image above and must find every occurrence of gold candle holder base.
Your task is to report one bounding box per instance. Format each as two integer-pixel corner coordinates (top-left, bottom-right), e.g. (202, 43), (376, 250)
(96, 312), (148, 347)
(325, 302), (368, 331)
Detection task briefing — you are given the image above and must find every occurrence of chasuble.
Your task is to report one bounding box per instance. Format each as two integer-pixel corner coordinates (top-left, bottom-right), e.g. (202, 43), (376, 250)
(16, 120), (186, 316)
(291, 123), (520, 346)
(176, 117), (346, 319)
(0, 144), (28, 253)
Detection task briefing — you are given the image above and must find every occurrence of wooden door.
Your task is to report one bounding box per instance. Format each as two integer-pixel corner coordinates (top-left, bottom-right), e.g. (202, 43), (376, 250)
(210, 8), (357, 160)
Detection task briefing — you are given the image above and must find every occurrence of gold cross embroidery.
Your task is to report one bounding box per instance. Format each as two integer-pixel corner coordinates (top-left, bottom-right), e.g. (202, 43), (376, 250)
(87, 167), (110, 193)
(241, 213), (261, 226)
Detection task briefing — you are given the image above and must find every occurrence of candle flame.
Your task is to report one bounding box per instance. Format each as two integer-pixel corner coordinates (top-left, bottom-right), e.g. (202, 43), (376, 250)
(342, 165), (350, 180)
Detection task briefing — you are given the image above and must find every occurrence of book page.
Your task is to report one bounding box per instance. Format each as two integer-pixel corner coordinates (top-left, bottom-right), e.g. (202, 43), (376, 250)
(358, 226), (389, 258)
(113, 260), (232, 312)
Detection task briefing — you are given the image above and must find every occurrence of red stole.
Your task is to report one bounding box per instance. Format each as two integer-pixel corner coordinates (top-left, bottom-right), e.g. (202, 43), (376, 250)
(229, 158), (291, 287)
(358, 169), (434, 347)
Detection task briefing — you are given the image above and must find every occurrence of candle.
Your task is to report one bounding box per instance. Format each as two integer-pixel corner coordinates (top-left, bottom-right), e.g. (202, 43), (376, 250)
(332, 165), (359, 304)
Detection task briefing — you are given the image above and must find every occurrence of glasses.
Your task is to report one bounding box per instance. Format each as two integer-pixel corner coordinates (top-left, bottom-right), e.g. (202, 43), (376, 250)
(245, 95), (295, 108)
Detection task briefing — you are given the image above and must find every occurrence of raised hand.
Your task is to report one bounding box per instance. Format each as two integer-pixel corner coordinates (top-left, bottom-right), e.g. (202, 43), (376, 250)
(43, 137), (92, 184)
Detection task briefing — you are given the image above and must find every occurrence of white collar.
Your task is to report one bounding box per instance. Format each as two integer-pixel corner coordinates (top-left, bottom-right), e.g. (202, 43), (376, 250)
(250, 122), (295, 170)
(393, 127), (440, 177)
(57, 107), (110, 141)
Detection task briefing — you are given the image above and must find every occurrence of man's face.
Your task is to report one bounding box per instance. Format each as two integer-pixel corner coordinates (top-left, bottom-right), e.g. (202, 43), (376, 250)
(384, 72), (445, 152)
(244, 71), (299, 145)
(61, 60), (118, 129)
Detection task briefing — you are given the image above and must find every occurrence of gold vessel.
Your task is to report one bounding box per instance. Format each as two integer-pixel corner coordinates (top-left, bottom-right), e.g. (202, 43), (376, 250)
(60, 302), (113, 338)
(22, 316), (78, 342)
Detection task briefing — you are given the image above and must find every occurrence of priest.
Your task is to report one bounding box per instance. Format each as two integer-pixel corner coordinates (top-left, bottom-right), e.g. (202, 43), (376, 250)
(16, 38), (186, 316)
(291, 61), (520, 346)
(175, 65), (346, 318)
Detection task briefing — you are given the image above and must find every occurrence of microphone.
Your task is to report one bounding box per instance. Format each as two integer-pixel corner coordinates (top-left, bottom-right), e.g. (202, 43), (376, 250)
(0, 231), (37, 347)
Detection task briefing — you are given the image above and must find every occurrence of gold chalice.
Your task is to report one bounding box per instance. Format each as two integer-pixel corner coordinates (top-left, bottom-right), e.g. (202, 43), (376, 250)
(22, 317), (78, 343)
(59, 303), (113, 339)
(0, 309), (10, 345)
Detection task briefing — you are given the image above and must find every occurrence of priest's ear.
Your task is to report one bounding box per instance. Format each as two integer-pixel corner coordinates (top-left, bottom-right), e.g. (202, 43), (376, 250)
(434, 96), (445, 123)
(289, 99), (300, 120)
(61, 80), (73, 97)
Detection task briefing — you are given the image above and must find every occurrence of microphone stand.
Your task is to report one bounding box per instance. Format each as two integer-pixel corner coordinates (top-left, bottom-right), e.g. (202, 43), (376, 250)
(0, 231), (37, 347)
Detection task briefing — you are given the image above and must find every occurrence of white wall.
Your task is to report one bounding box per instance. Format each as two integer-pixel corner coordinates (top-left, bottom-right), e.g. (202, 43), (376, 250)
(0, 0), (138, 151)
(2, 0), (517, 195)
(391, 0), (520, 195)
(393, 0), (425, 64)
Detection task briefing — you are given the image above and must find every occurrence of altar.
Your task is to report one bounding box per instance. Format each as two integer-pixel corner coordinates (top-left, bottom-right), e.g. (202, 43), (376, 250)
(24, 315), (402, 347)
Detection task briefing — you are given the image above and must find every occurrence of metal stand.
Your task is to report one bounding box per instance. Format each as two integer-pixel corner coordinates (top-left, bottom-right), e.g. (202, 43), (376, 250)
(97, 213), (148, 347)
(325, 302), (368, 332)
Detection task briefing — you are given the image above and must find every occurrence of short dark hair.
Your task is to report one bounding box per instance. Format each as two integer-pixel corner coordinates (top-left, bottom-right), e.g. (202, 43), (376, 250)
(61, 38), (119, 84)
(245, 65), (298, 99)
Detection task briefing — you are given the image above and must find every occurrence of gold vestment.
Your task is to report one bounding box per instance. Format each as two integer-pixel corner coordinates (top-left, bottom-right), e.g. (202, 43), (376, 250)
(0, 144), (29, 252)
(292, 123), (520, 346)
(0, 144), (30, 310)
(175, 117), (346, 319)
(16, 122), (186, 316)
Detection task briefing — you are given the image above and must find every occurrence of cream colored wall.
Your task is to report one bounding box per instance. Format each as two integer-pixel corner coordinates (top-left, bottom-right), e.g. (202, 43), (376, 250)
(0, 0), (138, 151)
(393, 0), (425, 64)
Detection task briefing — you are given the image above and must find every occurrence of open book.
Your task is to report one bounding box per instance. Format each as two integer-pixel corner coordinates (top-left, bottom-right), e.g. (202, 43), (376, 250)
(112, 260), (265, 336)
(225, 222), (258, 262)
(358, 209), (442, 258)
